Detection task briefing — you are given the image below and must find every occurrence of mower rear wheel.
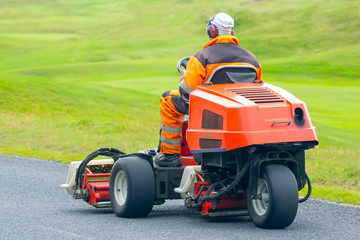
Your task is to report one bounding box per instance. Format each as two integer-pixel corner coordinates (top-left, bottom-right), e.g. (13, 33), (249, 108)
(110, 156), (155, 218)
(247, 164), (298, 229)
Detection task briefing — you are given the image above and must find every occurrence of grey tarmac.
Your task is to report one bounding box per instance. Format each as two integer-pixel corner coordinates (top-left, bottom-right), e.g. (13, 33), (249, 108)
(1, 155), (359, 240)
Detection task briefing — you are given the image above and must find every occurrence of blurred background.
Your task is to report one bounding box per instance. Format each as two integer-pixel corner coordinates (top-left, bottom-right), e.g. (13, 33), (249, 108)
(0, 0), (359, 204)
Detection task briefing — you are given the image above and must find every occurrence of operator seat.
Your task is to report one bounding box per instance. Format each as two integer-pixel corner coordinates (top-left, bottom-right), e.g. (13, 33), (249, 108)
(205, 65), (258, 84)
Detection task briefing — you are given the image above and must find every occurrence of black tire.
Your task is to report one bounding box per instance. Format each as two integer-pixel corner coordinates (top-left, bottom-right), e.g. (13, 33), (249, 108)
(109, 156), (155, 218)
(247, 164), (298, 229)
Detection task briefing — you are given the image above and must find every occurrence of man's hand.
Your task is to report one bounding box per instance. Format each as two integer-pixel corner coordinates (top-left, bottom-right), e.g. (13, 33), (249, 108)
(179, 70), (186, 82)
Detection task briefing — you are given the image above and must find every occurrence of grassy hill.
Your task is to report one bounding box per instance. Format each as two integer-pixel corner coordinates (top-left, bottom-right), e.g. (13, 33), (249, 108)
(0, 0), (359, 204)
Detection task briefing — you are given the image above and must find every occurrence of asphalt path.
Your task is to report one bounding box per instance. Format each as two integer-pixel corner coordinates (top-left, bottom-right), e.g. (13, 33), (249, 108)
(1, 155), (359, 240)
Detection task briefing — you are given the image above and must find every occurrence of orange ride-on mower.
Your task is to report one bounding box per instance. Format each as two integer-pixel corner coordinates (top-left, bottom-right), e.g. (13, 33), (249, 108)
(61, 57), (318, 229)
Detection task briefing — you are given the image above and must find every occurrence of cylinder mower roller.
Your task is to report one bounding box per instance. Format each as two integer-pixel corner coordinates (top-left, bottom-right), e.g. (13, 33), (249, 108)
(61, 57), (318, 229)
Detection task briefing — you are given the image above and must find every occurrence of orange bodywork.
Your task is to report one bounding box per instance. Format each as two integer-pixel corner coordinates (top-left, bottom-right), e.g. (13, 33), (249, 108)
(187, 83), (318, 153)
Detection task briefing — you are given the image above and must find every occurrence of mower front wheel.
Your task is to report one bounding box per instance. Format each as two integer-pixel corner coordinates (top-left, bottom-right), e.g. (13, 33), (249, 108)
(110, 156), (155, 218)
(247, 164), (299, 229)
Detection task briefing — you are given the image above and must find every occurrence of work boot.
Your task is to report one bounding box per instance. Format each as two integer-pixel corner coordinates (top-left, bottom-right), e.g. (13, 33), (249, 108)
(155, 153), (182, 167)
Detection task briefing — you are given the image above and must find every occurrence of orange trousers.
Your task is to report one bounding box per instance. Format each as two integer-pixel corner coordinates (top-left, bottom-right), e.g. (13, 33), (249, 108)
(159, 90), (188, 154)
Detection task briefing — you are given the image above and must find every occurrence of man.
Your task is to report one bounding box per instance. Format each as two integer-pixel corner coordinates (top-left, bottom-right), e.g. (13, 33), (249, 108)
(155, 12), (262, 167)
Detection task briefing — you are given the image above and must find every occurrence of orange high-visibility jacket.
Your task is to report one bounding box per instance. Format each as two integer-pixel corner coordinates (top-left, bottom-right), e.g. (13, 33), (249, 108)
(179, 35), (261, 99)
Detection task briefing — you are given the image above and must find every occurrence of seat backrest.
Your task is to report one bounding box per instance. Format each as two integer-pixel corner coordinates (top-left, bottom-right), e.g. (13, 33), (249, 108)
(182, 114), (189, 124)
(206, 65), (257, 85)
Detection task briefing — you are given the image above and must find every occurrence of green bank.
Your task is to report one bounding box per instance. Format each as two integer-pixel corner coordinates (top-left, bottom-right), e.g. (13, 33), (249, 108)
(0, 0), (359, 204)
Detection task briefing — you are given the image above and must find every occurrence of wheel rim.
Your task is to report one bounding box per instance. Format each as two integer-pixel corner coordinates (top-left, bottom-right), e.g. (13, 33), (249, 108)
(114, 170), (127, 206)
(252, 178), (269, 216)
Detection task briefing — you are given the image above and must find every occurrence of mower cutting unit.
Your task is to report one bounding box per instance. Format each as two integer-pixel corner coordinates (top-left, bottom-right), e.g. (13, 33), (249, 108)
(62, 58), (318, 229)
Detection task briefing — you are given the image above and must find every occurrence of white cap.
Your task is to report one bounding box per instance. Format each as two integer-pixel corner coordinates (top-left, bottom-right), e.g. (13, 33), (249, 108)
(211, 13), (234, 35)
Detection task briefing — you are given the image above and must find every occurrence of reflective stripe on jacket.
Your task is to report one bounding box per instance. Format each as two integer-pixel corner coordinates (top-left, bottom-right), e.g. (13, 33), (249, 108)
(179, 35), (261, 99)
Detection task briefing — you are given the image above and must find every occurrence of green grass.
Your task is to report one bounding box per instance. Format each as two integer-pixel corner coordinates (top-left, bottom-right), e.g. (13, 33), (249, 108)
(0, 0), (359, 204)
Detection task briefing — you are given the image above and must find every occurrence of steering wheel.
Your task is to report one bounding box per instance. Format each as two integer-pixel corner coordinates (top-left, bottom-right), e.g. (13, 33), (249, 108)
(177, 56), (190, 76)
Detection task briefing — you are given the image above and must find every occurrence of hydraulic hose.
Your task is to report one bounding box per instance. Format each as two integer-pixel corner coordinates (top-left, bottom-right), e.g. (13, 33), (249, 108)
(198, 160), (250, 202)
(298, 172), (312, 203)
(186, 160), (250, 209)
(75, 148), (125, 190)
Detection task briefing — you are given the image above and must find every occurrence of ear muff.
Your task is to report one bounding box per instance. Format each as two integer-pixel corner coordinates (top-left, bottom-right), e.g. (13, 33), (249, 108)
(207, 24), (218, 38)
(206, 17), (218, 38)
(207, 16), (235, 38)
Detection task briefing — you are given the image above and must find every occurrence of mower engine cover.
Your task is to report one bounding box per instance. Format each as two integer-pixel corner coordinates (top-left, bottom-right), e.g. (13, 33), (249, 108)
(186, 82), (318, 153)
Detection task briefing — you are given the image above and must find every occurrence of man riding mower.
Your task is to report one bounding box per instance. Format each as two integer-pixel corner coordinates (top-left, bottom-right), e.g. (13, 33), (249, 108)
(61, 13), (318, 229)
(156, 13), (261, 168)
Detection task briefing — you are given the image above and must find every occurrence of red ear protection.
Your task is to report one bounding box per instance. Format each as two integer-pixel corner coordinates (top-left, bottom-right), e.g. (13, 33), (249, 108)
(207, 24), (218, 38)
(206, 16), (234, 38)
(206, 17), (218, 38)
